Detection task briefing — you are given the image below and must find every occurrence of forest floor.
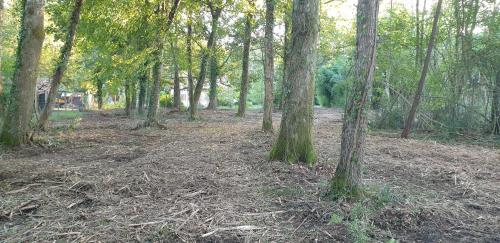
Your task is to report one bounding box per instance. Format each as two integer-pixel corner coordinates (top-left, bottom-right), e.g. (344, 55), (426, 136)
(1, 108), (499, 242)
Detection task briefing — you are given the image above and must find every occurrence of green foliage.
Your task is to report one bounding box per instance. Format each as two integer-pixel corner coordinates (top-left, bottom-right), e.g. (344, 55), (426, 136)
(160, 92), (174, 108)
(48, 110), (82, 121)
(316, 58), (349, 107)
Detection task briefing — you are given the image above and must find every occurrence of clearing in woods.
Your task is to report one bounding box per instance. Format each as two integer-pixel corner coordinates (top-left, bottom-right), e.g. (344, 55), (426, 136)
(1, 109), (499, 242)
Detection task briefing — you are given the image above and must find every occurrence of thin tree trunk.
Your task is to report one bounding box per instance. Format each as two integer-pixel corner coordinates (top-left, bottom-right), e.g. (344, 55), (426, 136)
(171, 38), (181, 110)
(401, 0), (443, 139)
(269, 0), (319, 164)
(138, 63), (147, 115)
(131, 81), (137, 110)
(186, 14), (195, 120)
(280, 16), (290, 111)
(330, 0), (379, 196)
(193, 6), (222, 116)
(492, 71), (500, 135)
(37, 0), (83, 130)
(125, 80), (131, 116)
(0, 0), (4, 116)
(236, 4), (254, 117)
(144, 0), (180, 126)
(96, 77), (103, 109)
(262, 0), (275, 132)
(416, 0), (420, 67)
(1, 0), (45, 145)
(207, 49), (218, 109)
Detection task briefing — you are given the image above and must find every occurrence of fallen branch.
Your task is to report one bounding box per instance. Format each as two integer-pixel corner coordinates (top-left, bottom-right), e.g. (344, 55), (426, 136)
(201, 225), (264, 238)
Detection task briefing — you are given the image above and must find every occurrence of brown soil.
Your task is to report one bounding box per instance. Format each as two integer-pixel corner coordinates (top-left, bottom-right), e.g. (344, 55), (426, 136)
(1, 108), (499, 242)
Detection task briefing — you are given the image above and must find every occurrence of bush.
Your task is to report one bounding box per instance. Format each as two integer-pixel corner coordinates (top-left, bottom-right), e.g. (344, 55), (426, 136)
(160, 93), (173, 108)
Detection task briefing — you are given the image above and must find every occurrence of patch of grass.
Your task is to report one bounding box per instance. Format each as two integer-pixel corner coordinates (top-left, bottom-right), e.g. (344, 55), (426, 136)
(260, 186), (305, 199)
(328, 212), (344, 225)
(49, 111), (82, 121)
(328, 184), (396, 242)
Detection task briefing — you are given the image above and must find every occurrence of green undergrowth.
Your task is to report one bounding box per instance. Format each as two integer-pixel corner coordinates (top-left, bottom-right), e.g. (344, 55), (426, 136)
(49, 111), (83, 121)
(328, 185), (397, 243)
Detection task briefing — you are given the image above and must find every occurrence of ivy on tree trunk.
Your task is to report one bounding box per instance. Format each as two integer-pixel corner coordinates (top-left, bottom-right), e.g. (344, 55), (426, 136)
(1, 0), (45, 145)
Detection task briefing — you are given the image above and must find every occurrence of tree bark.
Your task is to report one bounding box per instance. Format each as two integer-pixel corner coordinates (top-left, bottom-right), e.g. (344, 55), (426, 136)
(125, 80), (132, 116)
(186, 14), (195, 120)
(280, 15), (290, 111)
(330, 0), (379, 196)
(138, 62), (148, 115)
(193, 5), (222, 116)
(0, 0), (4, 116)
(1, 0), (45, 145)
(144, 0), (180, 126)
(96, 77), (103, 109)
(171, 38), (181, 110)
(236, 3), (254, 117)
(269, 0), (319, 164)
(207, 49), (218, 109)
(416, 0), (420, 67)
(38, 0), (83, 130)
(131, 80), (137, 110)
(492, 71), (500, 135)
(262, 0), (275, 132)
(401, 0), (443, 139)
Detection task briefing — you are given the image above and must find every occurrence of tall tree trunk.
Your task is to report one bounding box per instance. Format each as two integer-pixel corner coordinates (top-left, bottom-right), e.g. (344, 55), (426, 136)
(269, 0), (319, 164)
(207, 49), (218, 109)
(492, 71), (500, 135)
(0, 0), (4, 116)
(401, 0), (443, 139)
(416, 0), (420, 67)
(96, 77), (103, 109)
(131, 80), (137, 110)
(38, 0), (83, 130)
(186, 14), (195, 120)
(145, 58), (162, 126)
(171, 39), (181, 111)
(330, 0), (379, 196)
(124, 80), (131, 116)
(236, 4), (254, 117)
(138, 63), (147, 115)
(193, 6), (222, 116)
(1, 0), (45, 145)
(280, 16), (290, 111)
(262, 0), (275, 132)
(144, 0), (180, 126)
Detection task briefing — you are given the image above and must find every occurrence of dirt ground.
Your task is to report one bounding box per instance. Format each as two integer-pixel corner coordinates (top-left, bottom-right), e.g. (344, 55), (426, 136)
(1, 108), (499, 242)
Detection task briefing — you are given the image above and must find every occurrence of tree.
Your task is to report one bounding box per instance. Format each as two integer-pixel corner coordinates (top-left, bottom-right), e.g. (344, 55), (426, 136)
(280, 9), (291, 110)
(145, 0), (180, 127)
(330, 0), (379, 196)
(207, 1), (224, 110)
(493, 71), (500, 135)
(192, 2), (222, 118)
(236, 0), (254, 117)
(171, 37), (181, 111)
(207, 46), (219, 109)
(137, 62), (148, 115)
(0, 0), (4, 116)
(401, 0), (443, 139)
(38, 0), (84, 131)
(1, 0), (45, 145)
(262, 0), (275, 132)
(269, 0), (319, 164)
(186, 12), (195, 120)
